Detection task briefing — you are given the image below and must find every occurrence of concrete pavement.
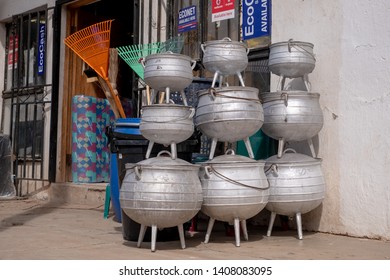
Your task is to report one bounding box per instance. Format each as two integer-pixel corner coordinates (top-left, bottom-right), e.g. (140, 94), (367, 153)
(1, 195), (390, 260)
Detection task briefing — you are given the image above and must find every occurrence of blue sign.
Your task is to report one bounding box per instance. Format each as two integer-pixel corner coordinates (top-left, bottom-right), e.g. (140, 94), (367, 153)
(242, 0), (271, 40)
(37, 23), (45, 75)
(178, 5), (197, 33)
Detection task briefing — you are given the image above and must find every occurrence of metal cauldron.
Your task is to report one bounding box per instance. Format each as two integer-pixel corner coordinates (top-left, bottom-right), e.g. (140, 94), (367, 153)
(201, 37), (248, 87)
(140, 104), (195, 159)
(199, 149), (269, 246)
(268, 40), (316, 78)
(260, 91), (323, 157)
(120, 151), (203, 251)
(143, 52), (196, 99)
(195, 86), (264, 159)
(264, 149), (325, 239)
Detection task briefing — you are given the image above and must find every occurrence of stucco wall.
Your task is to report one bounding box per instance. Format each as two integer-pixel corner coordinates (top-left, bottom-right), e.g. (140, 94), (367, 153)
(272, 0), (390, 239)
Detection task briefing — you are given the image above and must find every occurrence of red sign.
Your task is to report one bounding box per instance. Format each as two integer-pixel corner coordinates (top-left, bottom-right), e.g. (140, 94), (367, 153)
(212, 0), (235, 22)
(8, 35), (19, 70)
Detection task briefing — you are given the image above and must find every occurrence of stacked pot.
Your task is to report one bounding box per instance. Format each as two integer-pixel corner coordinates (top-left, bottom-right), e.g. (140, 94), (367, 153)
(140, 52), (197, 159)
(119, 52), (203, 252)
(261, 40), (325, 239)
(195, 38), (269, 246)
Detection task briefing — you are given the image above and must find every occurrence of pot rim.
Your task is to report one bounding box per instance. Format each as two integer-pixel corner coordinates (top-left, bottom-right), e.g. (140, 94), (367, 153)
(203, 38), (247, 48)
(270, 40), (314, 48)
(144, 52), (192, 61)
(198, 86), (259, 97)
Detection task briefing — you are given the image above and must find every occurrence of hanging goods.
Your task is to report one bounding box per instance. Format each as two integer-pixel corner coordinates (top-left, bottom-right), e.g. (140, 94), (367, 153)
(64, 20), (126, 118)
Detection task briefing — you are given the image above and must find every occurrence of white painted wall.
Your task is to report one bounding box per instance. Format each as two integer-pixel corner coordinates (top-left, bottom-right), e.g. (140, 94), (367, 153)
(272, 0), (390, 240)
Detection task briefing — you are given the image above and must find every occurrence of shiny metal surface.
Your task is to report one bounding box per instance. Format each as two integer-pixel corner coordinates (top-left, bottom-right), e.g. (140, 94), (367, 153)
(195, 87), (264, 143)
(264, 149), (325, 216)
(201, 37), (248, 76)
(140, 104), (194, 146)
(143, 52), (195, 92)
(120, 151), (203, 229)
(268, 40), (316, 78)
(260, 91), (323, 142)
(199, 150), (269, 223)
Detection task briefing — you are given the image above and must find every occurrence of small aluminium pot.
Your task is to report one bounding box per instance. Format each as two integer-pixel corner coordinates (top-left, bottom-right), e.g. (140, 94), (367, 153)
(201, 37), (248, 87)
(143, 52), (196, 93)
(140, 104), (195, 159)
(268, 40), (316, 78)
(120, 151), (203, 251)
(199, 149), (269, 246)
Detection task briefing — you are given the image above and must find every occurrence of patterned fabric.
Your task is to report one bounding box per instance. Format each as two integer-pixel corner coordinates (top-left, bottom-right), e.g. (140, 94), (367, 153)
(71, 95), (115, 183)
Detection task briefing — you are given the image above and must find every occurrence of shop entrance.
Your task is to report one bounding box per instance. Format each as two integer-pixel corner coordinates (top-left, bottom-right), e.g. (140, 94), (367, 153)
(60, 0), (138, 182)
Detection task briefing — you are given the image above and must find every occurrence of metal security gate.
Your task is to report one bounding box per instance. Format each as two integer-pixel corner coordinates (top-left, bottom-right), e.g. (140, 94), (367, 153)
(2, 7), (52, 196)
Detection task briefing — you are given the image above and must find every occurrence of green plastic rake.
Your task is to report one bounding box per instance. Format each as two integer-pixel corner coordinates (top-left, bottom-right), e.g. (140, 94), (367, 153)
(117, 36), (184, 79)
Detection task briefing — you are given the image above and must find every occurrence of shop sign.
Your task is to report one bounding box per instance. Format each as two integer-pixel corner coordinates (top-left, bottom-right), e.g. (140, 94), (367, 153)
(242, 0), (271, 40)
(178, 5), (197, 33)
(212, 0), (235, 22)
(8, 35), (19, 70)
(37, 23), (45, 75)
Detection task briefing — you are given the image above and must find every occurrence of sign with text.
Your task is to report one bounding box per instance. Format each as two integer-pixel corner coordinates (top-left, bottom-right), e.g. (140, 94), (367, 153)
(178, 5), (197, 33)
(242, 0), (271, 40)
(37, 23), (45, 75)
(8, 35), (19, 70)
(212, 0), (235, 22)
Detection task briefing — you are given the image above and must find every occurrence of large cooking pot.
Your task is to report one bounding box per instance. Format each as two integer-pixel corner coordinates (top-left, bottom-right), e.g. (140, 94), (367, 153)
(199, 149), (269, 246)
(195, 86), (264, 159)
(143, 52), (196, 93)
(264, 149), (325, 239)
(140, 104), (195, 159)
(120, 151), (203, 251)
(201, 37), (248, 87)
(268, 40), (316, 78)
(260, 91), (323, 157)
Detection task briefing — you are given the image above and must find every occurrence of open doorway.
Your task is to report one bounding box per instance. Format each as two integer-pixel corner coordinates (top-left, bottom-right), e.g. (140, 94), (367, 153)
(60, 0), (138, 182)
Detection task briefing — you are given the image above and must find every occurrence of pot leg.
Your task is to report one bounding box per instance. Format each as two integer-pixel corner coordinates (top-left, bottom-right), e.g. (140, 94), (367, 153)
(180, 90), (188, 106)
(204, 218), (215, 244)
(234, 218), (241, 247)
(277, 138), (285, 158)
(178, 224), (186, 249)
(165, 87), (170, 104)
(266, 212), (277, 237)
(150, 89), (157, 104)
(241, 219), (248, 241)
(170, 142), (177, 159)
(208, 138), (218, 159)
(237, 72), (245, 87)
(307, 138), (317, 158)
(145, 141), (154, 159)
(211, 72), (219, 88)
(303, 74), (311, 91)
(296, 212), (303, 240)
(137, 224), (147, 248)
(243, 137), (255, 158)
(151, 225), (158, 252)
(279, 76), (286, 91)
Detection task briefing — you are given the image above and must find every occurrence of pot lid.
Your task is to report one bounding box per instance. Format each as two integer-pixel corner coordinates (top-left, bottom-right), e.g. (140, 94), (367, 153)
(204, 37), (247, 48)
(145, 51), (191, 61)
(266, 149), (322, 164)
(136, 150), (197, 169)
(260, 91), (320, 103)
(205, 149), (265, 165)
(270, 40), (314, 48)
(198, 86), (259, 97)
